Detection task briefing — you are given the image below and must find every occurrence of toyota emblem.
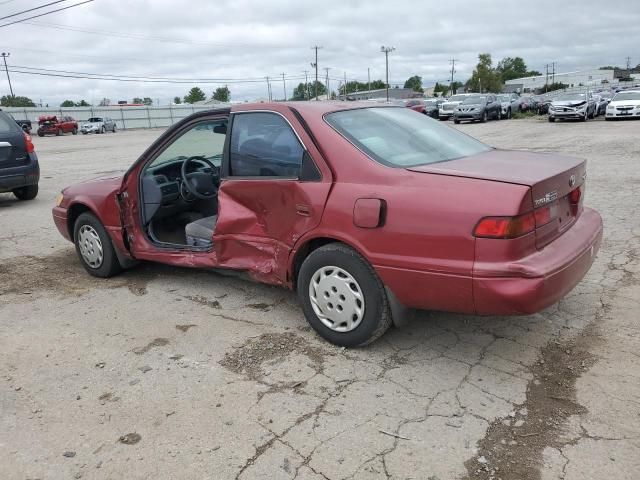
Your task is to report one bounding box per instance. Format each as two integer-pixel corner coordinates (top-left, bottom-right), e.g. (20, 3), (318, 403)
(569, 174), (576, 187)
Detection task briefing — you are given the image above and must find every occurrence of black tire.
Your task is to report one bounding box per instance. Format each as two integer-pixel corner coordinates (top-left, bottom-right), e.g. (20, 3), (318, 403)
(73, 212), (122, 278)
(581, 113), (587, 122)
(297, 243), (392, 347)
(453, 119), (460, 124)
(101, 126), (106, 134)
(438, 117), (447, 121)
(548, 117), (555, 123)
(605, 117), (612, 121)
(72, 127), (78, 135)
(481, 111), (488, 123)
(13, 184), (38, 200)
(82, 131), (87, 135)
(507, 108), (512, 119)
(37, 131), (44, 137)
(112, 124), (117, 132)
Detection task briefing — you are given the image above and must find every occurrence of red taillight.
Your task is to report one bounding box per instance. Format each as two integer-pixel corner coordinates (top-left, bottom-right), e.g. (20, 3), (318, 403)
(534, 202), (558, 227)
(23, 132), (35, 153)
(569, 186), (581, 205)
(473, 212), (536, 239)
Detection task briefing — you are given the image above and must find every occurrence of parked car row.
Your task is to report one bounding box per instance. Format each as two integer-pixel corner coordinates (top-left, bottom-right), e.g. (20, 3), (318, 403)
(5, 115), (119, 137)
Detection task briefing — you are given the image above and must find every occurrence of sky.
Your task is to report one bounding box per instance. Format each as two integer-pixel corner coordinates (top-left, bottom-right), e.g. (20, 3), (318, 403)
(1, 0), (639, 106)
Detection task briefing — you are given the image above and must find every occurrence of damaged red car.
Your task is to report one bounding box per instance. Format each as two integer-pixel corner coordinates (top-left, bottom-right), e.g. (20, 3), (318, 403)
(52, 102), (603, 346)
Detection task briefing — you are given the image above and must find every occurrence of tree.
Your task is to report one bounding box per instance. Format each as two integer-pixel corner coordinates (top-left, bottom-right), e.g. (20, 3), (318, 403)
(60, 100), (76, 107)
(465, 53), (503, 93)
(173, 96), (182, 104)
(433, 82), (449, 97)
(1, 95), (36, 107)
(99, 98), (111, 106)
(78, 100), (90, 106)
(132, 97), (143, 104)
(291, 81), (326, 100)
(143, 97), (153, 106)
(212, 86), (230, 102)
(403, 75), (424, 93)
(537, 82), (568, 94)
(183, 87), (206, 104)
(496, 57), (528, 82)
(370, 79), (386, 90)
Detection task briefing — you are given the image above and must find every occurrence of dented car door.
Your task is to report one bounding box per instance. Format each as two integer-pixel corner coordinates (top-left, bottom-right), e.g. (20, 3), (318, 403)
(214, 109), (331, 286)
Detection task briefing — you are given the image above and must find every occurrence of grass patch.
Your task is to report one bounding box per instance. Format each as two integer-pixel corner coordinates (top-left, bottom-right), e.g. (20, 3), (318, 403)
(511, 110), (541, 119)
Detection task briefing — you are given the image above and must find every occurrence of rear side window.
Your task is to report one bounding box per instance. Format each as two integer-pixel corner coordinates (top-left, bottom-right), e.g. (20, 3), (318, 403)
(229, 112), (304, 177)
(0, 112), (18, 133)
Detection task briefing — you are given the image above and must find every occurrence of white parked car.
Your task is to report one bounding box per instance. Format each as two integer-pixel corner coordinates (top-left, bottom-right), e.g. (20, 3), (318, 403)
(605, 90), (640, 120)
(81, 117), (117, 134)
(438, 94), (475, 121)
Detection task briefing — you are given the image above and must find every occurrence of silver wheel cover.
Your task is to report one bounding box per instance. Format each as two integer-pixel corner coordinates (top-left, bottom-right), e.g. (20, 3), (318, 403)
(78, 225), (104, 268)
(308, 266), (365, 332)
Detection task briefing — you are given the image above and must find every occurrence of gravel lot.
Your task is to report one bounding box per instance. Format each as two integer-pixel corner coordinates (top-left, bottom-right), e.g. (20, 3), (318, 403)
(1, 117), (639, 480)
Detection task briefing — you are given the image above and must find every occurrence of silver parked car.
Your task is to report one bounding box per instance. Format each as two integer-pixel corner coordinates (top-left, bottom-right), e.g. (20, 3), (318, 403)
(438, 93), (475, 120)
(548, 93), (596, 122)
(81, 117), (117, 134)
(496, 93), (520, 119)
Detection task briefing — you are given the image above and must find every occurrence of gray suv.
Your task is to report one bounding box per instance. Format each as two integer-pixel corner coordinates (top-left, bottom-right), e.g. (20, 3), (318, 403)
(0, 109), (39, 200)
(453, 94), (502, 123)
(81, 116), (117, 134)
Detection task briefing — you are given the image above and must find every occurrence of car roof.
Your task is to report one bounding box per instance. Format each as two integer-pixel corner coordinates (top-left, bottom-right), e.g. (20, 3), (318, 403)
(231, 101), (398, 118)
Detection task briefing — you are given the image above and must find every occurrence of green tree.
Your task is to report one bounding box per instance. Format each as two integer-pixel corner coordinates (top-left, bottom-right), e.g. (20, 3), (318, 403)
(1, 95), (36, 107)
(403, 75), (424, 93)
(60, 100), (76, 107)
(496, 57), (528, 82)
(212, 86), (230, 102)
(173, 96), (182, 104)
(465, 53), (503, 93)
(143, 97), (153, 106)
(537, 82), (568, 93)
(291, 81), (327, 100)
(433, 82), (449, 97)
(370, 79), (386, 90)
(183, 87), (206, 104)
(77, 100), (90, 106)
(132, 97), (143, 104)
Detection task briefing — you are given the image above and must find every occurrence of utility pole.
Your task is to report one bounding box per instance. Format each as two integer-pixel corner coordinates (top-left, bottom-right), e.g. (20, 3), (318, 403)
(552, 62), (556, 84)
(310, 45), (322, 100)
(545, 63), (550, 92)
(265, 76), (272, 101)
(626, 56), (631, 71)
(324, 67), (331, 100)
(1, 52), (15, 98)
(343, 71), (347, 100)
(449, 58), (457, 95)
(303, 70), (309, 100)
(281, 73), (287, 101)
(367, 67), (371, 97)
(381, 46), (395, 102)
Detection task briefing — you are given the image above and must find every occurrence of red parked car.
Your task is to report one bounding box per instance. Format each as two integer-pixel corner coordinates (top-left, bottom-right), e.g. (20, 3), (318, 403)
(37, 115), (78, 137)
(52, 103), (602, 346)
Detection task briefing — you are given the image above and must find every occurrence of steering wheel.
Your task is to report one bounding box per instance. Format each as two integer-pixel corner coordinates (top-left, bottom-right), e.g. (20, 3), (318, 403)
(180, 155), (219, 201)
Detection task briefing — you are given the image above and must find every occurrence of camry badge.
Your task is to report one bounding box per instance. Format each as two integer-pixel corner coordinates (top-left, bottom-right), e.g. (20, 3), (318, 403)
(569, 174), (576, 187)
(534, 191), (558, 208)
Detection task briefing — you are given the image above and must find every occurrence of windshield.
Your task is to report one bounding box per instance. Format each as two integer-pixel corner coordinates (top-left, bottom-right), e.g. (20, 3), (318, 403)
(448, 95), (468, 102)
(325, 107), (491, 168)
(87, 117), (103, 122)
(555, 94), (586, 101)
(613, 91), (640, 101)
(497, 95), (511, 102)
(462, 96), (486, 104)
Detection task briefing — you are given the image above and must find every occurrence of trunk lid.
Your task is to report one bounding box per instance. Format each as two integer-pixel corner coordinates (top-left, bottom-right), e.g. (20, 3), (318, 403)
(408, 149), (586, 249)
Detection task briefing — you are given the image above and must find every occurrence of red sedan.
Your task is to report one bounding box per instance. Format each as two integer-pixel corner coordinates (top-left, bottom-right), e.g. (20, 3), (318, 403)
(52, 102), (602, 346)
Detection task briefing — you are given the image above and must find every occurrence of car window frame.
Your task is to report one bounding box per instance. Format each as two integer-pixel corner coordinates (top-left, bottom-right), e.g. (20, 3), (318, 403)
(225, 110), (308, 181)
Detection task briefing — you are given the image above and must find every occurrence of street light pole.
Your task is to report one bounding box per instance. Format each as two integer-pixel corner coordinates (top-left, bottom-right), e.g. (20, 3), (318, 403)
(380, 46), (395, 102)
(1, 52), (15, 98)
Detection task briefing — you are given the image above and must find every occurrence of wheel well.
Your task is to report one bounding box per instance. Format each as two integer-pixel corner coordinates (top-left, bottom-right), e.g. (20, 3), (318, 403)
(291, 237), (343, 290)
(67, 203), (92, 239)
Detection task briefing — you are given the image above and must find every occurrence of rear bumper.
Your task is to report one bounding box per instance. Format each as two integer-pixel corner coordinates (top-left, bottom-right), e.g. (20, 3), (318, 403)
(0, 153), (40, 193)
(473, 207), (603, 315)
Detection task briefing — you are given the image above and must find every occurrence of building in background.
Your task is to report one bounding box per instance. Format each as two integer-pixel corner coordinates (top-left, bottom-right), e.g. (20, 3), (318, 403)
(505, 69), (616, 93)
(337, 87), (421, 101)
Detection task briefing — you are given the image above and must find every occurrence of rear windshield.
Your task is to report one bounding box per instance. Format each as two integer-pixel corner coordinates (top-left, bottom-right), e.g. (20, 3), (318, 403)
(448, 95), (468, 102)
(613, 91), (640, 101)
(325, 107), (491, 168)
(88, 117), (103, 122)
(0, 112), (18, 133)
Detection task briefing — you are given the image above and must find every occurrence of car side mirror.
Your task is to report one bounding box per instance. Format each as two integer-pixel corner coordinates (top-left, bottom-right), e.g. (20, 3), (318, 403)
(213, 124), (227, 134)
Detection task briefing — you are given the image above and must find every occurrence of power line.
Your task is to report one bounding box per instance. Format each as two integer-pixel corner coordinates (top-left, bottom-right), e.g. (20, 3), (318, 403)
(8, 68), (306, 85)
(0, 0), (94, 28)
(310, 45), (322, 100)
(0, 0), (70, 21)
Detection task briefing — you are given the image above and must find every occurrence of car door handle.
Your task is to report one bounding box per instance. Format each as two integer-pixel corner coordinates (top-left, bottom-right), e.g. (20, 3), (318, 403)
(296, 204), (311, 216)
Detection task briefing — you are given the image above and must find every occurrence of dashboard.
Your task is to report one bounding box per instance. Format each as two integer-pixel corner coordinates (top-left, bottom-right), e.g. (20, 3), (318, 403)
(144, 157), (220, 205)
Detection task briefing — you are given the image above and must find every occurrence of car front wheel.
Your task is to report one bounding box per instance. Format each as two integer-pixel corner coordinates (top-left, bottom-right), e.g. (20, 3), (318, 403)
(298, 243), (392, 347)
(13, 184), (38, 200)
(73, 212), (122, 278)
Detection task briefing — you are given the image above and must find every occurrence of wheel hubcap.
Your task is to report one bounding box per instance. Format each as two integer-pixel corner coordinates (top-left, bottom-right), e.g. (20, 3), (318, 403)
(308, 266), (365, 332)
(78, 225), (103, 268)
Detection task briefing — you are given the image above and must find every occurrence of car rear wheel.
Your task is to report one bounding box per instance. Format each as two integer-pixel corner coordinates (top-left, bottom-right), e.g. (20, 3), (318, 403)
(548, 116), (555, 122)
(298, 243), (392, 347)
(101, 126), (106, 134)
(13, 184), (38, 201)
(481, 111), (488, 123)
(507, 108), (512, 119)
(453, 119), (460, 124)
(73, 212), (122, 278)
(112, 124), (117, 132)
(72, 127), (78, 135)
